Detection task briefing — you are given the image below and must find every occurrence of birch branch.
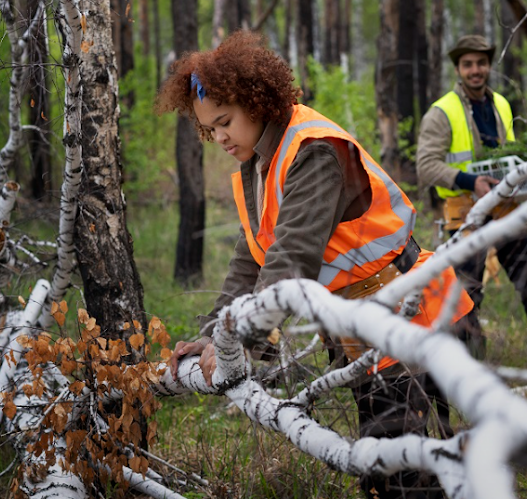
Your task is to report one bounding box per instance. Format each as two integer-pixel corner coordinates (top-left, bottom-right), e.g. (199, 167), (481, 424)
(374, 194), (527, 309)
(448, 159), (527, 240)
(497, 12), (527, 64)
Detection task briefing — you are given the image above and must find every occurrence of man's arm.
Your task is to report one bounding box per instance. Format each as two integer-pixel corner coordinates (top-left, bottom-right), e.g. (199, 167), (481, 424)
(417, 107), (499, 198)
(416, 107), (459, 190)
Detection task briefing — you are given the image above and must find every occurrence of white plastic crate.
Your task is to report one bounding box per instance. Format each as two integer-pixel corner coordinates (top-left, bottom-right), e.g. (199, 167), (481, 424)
(466, 155), (527, 200)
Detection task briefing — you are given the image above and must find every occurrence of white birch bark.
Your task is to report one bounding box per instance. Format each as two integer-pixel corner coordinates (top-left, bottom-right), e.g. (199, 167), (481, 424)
(37, 0), (84, 329)
(0, 279), (50, 424)
(0, 181), (22, 288)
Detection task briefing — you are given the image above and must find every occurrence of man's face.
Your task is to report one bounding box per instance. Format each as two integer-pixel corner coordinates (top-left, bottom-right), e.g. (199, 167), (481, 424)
(455, 52), (490, 92)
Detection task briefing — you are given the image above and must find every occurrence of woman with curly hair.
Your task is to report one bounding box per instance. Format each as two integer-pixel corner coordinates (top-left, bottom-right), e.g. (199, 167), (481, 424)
(159, 30), (473, 499)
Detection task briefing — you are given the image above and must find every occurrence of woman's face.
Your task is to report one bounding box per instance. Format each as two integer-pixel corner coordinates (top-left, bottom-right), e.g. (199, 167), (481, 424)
(193, 98), (264, 162)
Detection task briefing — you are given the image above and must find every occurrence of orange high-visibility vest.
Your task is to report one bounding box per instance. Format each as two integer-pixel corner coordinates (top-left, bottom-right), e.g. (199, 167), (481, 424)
(232, 104), (473, 369)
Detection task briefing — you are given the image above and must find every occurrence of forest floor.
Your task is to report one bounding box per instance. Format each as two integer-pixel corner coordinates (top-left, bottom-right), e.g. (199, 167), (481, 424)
(2, 158), (527, 497)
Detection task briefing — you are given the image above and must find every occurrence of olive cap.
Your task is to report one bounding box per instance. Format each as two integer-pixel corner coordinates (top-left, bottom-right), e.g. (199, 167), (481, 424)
(448, 35), (495, 65)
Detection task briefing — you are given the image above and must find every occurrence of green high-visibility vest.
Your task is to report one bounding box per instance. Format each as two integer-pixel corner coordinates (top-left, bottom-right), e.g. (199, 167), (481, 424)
(432, 91), (515, 198)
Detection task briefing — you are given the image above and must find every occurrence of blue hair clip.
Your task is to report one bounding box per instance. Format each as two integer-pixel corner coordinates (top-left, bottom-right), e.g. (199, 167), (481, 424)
(191, 73), (206, 102)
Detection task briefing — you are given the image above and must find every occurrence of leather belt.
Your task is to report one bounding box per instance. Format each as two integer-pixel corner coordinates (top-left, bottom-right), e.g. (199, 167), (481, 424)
(334, 237), (421, 300)
(329, 237), (422, 364)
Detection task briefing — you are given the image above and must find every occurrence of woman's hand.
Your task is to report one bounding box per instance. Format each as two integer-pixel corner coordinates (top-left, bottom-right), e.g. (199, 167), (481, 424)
(170, 339), (211, 381)
(198, 343), (217, 386)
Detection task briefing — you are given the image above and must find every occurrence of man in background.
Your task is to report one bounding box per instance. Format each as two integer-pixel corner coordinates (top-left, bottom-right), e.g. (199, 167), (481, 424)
(416, 34), (527, 354)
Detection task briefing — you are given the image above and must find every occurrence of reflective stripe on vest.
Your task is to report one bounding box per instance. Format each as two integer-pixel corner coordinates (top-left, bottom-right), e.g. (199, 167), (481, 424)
(318, 156), (416, 286)
(232, 104), (416, 292)
(433, 91), (516, 199)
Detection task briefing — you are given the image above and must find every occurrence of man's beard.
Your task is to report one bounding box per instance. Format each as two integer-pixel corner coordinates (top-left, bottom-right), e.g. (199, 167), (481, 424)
(464, 75), (488, 91)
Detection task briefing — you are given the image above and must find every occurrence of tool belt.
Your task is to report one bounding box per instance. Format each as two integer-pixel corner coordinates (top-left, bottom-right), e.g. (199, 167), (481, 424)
(490, 199), (518, 220)
(328, 237), (421, 364)
(443, 193), (474, 231)
(443, 193), (518, 232)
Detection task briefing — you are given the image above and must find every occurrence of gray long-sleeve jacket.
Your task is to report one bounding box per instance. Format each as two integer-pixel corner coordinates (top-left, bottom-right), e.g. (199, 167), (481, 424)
(199, 117), (372, 336)
(416, 82), (511, 192)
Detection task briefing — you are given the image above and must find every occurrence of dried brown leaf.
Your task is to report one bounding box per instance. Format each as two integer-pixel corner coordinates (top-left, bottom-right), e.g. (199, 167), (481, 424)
(3, 401), (16, 419)
(129, 333), (144, 350)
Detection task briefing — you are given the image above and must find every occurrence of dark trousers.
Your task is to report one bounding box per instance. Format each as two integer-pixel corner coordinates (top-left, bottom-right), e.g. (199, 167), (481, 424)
(352, 374), (445, 499)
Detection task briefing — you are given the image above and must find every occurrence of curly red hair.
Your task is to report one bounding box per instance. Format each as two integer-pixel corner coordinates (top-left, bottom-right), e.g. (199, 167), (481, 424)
(155, 30), (302, 141)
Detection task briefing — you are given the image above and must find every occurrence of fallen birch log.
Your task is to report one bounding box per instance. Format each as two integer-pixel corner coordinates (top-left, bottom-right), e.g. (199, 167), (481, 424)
(154, 200), (527, 499)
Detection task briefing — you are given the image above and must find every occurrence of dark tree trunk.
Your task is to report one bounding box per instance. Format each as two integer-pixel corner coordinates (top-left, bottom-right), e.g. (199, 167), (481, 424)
(283, 0), (293, 63)
(428, 0), (444, 103)
(501, 0), (526, 132)
(323, 0), (340, 67)
(474, 0), (485, 35)
(225, 0), (251, 33)
(76, 0), (146, 341)
(505, 0), (527, 37)
(153, 0), (162, 89)
(239, 0), (252, 29)
(139, 0), (150, 56)
(110, 0), (135, 107)
(376, 0), (400, 181)
(396, 0), (415, 122)
(110, 0), (121, 75)
(172, 0), (205, 285)
(26, 0), (52, 202)
(252, 0), (281, 32)
(341, 0), (352, 71)
(415, 0), (428, 118)
(297, 0), (315, 102)
(396, 0), (417, 184)
(213, 0), (226, 48)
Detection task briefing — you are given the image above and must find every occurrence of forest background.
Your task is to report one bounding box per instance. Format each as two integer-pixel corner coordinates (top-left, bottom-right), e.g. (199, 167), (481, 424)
(1, 0), (527, 498)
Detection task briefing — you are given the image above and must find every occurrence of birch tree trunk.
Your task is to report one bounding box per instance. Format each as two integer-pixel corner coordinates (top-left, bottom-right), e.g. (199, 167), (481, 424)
(37, 0), (83, 329)
(172, 0), (205, 286)
(75, 0), (147, 340)
(375, 0), (400, 181)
